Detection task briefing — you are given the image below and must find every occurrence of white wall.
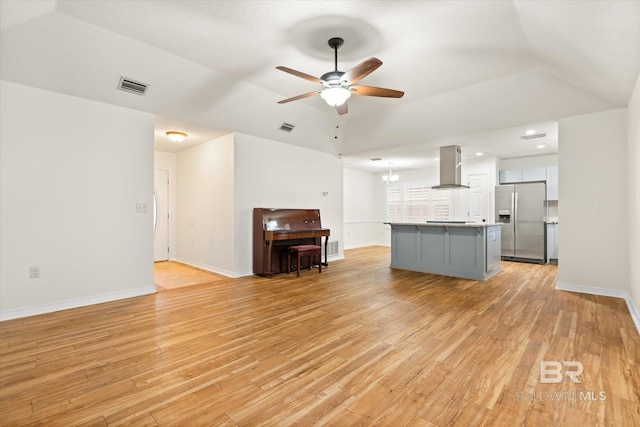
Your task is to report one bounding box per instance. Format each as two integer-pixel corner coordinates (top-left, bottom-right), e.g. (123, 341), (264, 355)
(233, 133), (344, 276)
(343, 168), (378, 249)
(0, 81), (156, 320)
(154, 151), (177, 260)
(558, 109), (629, 292)
(175, 134), (235, 276)
(628, 74), (640, 317)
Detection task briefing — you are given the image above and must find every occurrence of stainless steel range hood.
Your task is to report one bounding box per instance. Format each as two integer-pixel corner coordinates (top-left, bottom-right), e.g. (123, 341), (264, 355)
(432, 145), (469, 189)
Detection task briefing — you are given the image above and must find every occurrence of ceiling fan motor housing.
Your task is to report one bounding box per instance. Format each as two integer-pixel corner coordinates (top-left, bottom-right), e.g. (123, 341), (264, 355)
(321, 71), (347, 88)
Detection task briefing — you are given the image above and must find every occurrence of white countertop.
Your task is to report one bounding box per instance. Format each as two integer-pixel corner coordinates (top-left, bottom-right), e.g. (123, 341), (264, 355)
(386, 222), (502, 228)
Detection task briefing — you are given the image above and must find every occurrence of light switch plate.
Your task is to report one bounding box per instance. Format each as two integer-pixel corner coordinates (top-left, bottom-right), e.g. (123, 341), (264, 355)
(136, 202), (148, 213)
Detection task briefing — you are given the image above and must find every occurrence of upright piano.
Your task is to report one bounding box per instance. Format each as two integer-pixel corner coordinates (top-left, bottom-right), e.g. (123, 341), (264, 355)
(253, 208), (330, 277)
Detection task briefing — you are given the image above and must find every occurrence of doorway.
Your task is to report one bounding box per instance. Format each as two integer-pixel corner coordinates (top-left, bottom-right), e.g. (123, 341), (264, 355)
(154, 168), (170, 262)
(468, 173), (488, 222)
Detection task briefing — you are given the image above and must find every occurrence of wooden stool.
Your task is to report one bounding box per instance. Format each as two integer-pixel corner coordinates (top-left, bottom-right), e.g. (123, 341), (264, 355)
(287, 245), (322, 277)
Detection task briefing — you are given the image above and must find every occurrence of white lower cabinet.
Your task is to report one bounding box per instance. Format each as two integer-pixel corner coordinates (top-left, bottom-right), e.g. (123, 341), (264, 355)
(547, 223), (558, 263)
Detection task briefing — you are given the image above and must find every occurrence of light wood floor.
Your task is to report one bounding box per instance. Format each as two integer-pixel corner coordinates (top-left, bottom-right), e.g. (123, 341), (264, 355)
(154, 261), (228, 291)
(1, 246), (639, 426)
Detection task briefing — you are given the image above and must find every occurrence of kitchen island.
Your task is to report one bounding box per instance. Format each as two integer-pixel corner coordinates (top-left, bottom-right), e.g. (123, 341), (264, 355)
(387, 222), (502, 281)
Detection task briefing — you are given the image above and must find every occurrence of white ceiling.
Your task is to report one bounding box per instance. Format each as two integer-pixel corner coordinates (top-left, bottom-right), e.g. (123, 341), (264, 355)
(1, 0), (638, 172)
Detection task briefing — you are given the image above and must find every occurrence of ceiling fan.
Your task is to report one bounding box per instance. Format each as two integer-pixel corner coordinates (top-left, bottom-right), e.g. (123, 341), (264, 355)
(276, 37), (404, 115)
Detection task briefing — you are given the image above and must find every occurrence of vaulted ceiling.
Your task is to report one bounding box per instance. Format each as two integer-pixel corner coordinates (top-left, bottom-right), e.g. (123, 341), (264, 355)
(1, 1), (638, 172)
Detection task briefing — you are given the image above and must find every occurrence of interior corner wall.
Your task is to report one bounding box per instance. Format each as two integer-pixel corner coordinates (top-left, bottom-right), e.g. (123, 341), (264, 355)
(154, 150), (177, 260)
(0, 80), (156, 320)
(343, 168), (378, 249)
(233, 133), (344, 276)
(558, 108), (629, 292)
(628, 74), (640, 313)
(175, 134), (235, 276)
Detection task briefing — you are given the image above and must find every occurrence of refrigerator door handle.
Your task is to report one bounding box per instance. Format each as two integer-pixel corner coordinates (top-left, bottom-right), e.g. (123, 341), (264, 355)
(513, 192), (518, 253)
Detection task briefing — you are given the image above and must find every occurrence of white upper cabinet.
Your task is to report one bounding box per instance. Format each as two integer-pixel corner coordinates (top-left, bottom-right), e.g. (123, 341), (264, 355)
(522, 168), (546, 181)
(499, 169), (523, 183)
(499, 168), (546, 183)
(499, 166), (558, 200)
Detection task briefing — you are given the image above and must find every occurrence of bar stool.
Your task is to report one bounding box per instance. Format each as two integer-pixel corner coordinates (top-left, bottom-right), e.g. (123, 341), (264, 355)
(287, 245), (322, 277)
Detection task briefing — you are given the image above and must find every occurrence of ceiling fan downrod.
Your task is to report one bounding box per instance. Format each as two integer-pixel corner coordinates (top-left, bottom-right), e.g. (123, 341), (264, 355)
(328, 37), (344, 72)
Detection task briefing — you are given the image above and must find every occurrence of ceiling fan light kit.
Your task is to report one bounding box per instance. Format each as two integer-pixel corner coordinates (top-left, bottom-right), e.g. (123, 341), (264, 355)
(320, 87), (351, 106)
(277, 37), (403, 115)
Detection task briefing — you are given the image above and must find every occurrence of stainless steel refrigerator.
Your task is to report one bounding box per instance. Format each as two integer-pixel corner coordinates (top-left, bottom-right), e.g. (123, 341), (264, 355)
(495, 182), (546, 263)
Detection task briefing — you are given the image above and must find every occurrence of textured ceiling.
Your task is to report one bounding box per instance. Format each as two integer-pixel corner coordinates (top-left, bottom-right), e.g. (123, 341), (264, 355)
(1, 0), (638, 171)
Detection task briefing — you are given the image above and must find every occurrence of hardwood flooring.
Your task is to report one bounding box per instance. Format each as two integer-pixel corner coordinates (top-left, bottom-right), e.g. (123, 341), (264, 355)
(154, 261), (227, 291)
(1, 246), (639, 426)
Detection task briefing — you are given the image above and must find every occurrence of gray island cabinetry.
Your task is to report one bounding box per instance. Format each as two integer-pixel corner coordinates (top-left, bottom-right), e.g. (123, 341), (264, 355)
(387, 223), (502, 281)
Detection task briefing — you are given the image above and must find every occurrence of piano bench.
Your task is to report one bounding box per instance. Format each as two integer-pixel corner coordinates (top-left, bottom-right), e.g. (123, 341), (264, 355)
(287, 245), (322, 277)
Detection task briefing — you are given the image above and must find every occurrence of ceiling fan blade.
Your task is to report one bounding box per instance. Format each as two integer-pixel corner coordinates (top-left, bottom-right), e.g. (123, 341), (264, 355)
(277, 91), (321, 104)
(336, 102), (348, 115)
(341, 57), (383, 85)
(276, 66), (323, 84)
(351, 85), (404, 98)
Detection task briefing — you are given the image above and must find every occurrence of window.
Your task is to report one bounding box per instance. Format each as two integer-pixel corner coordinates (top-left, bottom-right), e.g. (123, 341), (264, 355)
(404, 186), (431, 222)
(385, 184), (453, 222)
(386, 187), (402, 223)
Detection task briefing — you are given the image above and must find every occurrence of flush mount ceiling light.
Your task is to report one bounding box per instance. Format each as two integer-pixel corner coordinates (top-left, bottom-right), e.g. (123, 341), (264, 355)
(166, 131), (187, 143)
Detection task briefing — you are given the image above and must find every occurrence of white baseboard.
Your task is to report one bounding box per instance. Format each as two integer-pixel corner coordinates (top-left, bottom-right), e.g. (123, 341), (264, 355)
(556, 281), (640, 336)
(175, 254), (345, 278)
(0, 286), (157, 322)
(173, 258), (240, 278)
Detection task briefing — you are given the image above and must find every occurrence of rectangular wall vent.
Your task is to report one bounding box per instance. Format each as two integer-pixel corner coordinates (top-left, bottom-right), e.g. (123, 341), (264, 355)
(279, 122), (295, 132)
(322, 240), (339, 257)
(118, 77), (149, 96)
(521, 132), (547, 140)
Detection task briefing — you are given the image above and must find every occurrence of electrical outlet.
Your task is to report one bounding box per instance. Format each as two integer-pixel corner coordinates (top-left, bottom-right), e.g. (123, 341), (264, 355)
(30, 266), (40, 279)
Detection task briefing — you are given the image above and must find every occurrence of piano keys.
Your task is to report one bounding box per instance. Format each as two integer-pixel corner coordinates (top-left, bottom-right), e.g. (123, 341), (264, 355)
(253, 208), (330, 277)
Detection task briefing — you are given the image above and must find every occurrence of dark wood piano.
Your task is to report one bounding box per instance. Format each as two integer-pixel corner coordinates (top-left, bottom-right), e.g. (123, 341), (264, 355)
(253, 208), (330, 277)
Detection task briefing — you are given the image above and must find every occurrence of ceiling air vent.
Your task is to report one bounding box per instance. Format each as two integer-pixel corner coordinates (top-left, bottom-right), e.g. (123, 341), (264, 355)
(279, 122), (295, 132)
(521, 132), (547, 140)
(117, 77), (148, 96)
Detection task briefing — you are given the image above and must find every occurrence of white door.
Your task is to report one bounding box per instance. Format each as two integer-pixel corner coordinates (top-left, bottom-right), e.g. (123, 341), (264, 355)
(154, 169), (169, 262)
(468, 174), (488, 223)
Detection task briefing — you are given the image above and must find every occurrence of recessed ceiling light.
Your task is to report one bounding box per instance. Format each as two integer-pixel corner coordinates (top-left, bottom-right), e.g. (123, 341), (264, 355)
(434, 158), (440, 162)
(525, 129), (536, 136)
(475, 152), (484, 156)
(536, 144), (546, 149)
